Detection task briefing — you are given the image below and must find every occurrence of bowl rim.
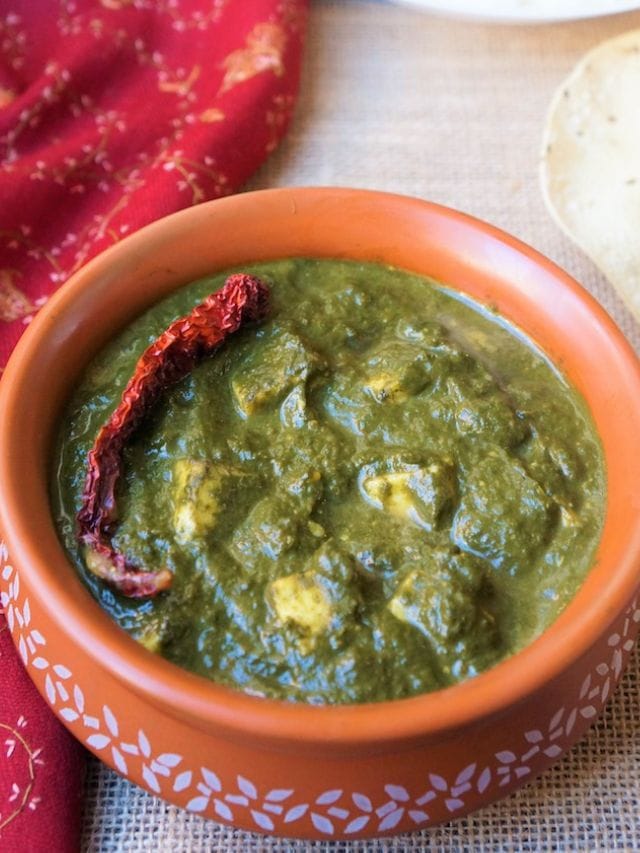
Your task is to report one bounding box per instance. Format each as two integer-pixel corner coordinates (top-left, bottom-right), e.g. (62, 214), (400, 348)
(2, 186), (640, 749)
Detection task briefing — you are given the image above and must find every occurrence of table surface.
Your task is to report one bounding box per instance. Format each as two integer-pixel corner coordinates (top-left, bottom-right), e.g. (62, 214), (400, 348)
(82, 2), (640, 849)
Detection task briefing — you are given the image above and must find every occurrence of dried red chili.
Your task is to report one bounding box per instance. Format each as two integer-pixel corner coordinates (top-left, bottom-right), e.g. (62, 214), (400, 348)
(77, 273), (270, 599)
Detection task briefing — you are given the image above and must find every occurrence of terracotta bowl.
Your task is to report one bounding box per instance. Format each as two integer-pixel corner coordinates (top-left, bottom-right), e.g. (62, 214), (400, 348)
(1, 188), (640, 840)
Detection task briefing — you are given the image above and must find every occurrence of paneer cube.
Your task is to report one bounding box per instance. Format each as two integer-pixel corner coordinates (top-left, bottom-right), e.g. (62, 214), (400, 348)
(451, 449), (550, 569)
(388, 567), (466, 644)
(267, 572), (333, 638)
(359, 460), (455, 532)
(265, 541), (363, 652)
(230, 497), (298, 564)
(364, 371), (410, 404)
(363, 341), (431, 403)
(232, 330), (319, 417)
(387, 553), (501, 681)
(361, 470), (414, 515)
(172, 459), (231, 543)
(136, 626), (163, 654)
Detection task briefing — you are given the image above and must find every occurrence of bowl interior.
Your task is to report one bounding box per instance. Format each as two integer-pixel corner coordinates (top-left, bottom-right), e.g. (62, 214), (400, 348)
(2, 187), (640, 749)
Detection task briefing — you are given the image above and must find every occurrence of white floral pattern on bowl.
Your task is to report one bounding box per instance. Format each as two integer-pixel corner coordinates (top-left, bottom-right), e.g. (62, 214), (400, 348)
(1, 541), (638, 837)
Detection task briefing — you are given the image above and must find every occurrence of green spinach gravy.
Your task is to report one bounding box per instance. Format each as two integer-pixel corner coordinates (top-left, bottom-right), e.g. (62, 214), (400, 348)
(53, 259), (605, 704)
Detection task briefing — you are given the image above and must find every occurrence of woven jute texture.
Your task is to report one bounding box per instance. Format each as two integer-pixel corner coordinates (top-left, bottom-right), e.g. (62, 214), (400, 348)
(82, 2), (640, 849)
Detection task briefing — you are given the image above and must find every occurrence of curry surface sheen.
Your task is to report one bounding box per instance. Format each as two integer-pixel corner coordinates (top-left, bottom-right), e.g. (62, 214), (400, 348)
(53, 259), (605, 704)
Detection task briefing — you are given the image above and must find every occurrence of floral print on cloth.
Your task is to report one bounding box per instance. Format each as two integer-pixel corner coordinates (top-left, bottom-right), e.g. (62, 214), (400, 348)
(0, 0), (307, 366)
(0, 611), (84, 852)
(0, 1), (307, 847)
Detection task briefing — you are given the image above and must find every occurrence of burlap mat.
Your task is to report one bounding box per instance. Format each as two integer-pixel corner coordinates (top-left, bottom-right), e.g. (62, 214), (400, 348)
(82, 2), (640, 849)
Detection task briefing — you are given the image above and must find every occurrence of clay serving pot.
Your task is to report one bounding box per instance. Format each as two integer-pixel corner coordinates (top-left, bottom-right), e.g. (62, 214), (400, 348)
(1, 188), (639, 840)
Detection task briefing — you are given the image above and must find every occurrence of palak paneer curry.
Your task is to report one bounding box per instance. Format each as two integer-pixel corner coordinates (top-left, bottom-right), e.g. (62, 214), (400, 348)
(52, 259), (605, 704)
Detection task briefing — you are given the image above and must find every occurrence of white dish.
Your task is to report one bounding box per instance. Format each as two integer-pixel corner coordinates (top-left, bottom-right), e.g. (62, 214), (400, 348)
(392, 0), (640, 23)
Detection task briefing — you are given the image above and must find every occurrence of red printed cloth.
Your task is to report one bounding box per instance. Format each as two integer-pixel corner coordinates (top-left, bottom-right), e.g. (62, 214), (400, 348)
(0, 2), (307, 849)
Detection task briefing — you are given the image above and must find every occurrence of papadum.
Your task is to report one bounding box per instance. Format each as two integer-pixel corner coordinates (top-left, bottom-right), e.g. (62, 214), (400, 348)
(541, 29), (640, 320)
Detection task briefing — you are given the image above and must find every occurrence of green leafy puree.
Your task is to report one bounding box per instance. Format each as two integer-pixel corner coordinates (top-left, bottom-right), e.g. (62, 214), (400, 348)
(53, 259), (605, 704)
